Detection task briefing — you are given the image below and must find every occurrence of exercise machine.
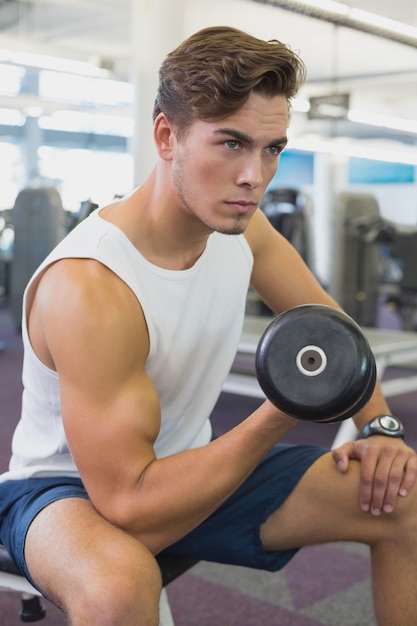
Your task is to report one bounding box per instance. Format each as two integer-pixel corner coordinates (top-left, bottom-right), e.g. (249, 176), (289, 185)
(10, 188), (67, 329)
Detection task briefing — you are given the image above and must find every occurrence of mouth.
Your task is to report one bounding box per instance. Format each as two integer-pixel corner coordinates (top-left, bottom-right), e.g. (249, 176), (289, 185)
(225, 201), (258, 215)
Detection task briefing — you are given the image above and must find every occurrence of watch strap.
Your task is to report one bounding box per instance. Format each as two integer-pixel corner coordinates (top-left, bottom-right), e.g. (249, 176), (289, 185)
(360, 415), (404, 439)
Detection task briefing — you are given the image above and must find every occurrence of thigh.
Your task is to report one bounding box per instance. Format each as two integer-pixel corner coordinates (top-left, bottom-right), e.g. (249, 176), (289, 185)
(260, 451), (398, 551)
(24, 497), (160, 614)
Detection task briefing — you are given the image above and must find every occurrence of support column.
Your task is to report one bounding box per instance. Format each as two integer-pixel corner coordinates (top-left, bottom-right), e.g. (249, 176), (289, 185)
(20, 68), (43, 186)
(313, 152), (349, 288)
(23, 114), (43, 186)
(130, 0), (186, 185)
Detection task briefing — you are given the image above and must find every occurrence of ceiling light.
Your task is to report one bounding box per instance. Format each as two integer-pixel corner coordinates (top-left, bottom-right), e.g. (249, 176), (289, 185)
(39, 110), (134, 137)
(293, 98), (417, 137)
(288, 136), (417, 165)
(0, 107), (25, 126)
(0, 62), (25, 96)
(0, 48), (109, 77)
(292, 97), (310, 113)
(348, 110), (417, 135)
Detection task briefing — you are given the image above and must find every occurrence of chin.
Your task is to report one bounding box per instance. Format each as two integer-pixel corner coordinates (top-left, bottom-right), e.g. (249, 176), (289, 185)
(215, 223), (247, 236)
(202, 211), (250, 236)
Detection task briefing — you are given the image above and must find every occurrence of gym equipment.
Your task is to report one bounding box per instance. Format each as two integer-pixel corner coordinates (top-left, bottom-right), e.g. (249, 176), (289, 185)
(385, 230), (417, 331)
(249, 188), (316, 317)
(67, 199), (99, 232)
(261, 188), (315, 269)
(224, 315), (417, 447)
(255, 305), (376, 423)
(10, 188), (67, 329)
(330, 192), (383, 327)
(0, 215), (13, 304)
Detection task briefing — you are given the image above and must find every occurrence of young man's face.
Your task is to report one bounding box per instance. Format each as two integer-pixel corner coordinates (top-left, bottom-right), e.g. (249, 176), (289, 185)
(171, 92), (289, 235)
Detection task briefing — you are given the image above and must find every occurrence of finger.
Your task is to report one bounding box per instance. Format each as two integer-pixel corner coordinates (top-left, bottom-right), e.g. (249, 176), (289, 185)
(365, 445), (411, 514)
(380, 453), (406, 513)
(332, 447), (348, 473)
(332, 442), (358, 473)
(399, 453), (417, 497)
(367, 445), (405, 515)
(359, 443), (386, 514)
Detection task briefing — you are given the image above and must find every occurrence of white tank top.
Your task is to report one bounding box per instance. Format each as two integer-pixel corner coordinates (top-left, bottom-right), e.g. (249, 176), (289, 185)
(2, 210), (253, 480)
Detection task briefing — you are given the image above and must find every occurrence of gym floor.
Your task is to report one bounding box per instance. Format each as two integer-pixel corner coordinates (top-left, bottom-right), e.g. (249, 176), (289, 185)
(1, 303), (417, 625)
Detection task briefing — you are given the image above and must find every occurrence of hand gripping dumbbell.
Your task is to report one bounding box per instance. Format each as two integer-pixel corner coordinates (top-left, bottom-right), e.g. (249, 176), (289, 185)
(255, 304), (377, 423)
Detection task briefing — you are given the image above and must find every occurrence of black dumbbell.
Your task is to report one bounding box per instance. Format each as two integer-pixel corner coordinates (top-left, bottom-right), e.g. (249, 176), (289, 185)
(255, 304), (377, 423)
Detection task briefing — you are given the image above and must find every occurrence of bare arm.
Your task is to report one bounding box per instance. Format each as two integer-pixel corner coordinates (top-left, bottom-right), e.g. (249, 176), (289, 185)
(246, 209), (417, 513)
(246, 209), (391, 427)
(29, 258), (297, 554)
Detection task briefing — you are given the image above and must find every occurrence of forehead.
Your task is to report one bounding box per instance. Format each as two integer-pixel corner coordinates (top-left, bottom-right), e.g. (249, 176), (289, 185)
(196, 93), (290, 139)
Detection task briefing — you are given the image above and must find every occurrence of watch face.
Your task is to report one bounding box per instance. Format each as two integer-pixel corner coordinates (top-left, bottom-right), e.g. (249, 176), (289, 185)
(362, 415), (404, 439)
(379, 415), (400, 431)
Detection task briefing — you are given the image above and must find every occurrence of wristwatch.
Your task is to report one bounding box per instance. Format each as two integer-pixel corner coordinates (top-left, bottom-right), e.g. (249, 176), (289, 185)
(360, 415), (404, 439)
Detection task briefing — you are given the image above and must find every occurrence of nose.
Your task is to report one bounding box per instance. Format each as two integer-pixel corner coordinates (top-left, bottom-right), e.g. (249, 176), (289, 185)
(236, 155), (264, 188)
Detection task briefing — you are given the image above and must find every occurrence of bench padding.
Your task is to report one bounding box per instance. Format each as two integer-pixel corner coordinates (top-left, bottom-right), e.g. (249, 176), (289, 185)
(0, 544), (21, 576)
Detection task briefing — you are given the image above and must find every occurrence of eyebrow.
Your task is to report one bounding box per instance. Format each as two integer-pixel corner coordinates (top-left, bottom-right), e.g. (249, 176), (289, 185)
(214, 127), (288, 147)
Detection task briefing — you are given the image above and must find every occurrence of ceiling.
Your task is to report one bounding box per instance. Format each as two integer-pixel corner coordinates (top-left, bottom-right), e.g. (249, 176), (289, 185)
(0, 0), (416, 147)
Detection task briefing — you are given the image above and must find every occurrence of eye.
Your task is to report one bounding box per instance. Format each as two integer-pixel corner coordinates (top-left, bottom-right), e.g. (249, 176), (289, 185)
(267, 145), (284, 156)
(225, 140), (240, 150)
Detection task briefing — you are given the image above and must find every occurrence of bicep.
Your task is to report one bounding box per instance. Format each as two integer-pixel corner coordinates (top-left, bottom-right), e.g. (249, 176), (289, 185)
(37, 260), (161, 511)
(61, 366), (161, 514)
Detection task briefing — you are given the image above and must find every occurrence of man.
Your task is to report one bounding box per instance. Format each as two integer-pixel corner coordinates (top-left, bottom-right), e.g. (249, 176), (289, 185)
(1, 26), (417, 626)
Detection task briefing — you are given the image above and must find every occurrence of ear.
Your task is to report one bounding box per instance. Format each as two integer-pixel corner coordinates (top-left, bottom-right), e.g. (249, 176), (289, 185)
(153, 113), (176, 161)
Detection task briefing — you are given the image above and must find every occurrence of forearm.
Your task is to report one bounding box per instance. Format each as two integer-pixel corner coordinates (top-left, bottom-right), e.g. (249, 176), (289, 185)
(102, 402), (297, 554)
(352, 380), (391, 432)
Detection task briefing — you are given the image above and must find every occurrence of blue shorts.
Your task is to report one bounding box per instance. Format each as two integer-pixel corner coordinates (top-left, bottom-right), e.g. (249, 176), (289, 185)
(0, 444), (327, 588)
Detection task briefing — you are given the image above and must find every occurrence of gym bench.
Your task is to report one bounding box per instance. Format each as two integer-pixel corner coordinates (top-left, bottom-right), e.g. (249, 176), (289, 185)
(0, 542), (198, 624)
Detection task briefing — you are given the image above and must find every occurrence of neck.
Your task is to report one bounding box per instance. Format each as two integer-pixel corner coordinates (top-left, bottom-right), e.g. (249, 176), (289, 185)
(101, 169), (211, 271)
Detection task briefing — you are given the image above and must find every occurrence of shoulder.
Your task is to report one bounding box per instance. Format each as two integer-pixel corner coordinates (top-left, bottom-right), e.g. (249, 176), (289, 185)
(30, 259), (120, 329)
(37, 258), (132, 308)
(29, 258), (148, 370)
(244, 208), (286, 257)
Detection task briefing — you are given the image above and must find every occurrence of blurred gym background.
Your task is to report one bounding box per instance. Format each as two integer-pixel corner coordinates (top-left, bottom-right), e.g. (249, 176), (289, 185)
(1, 1), (417, 624)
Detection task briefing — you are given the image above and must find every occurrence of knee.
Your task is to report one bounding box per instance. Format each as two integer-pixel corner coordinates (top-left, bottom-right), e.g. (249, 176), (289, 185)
(69, 545), (162, 625)
(375, 484), (417, 549)
(394, 486), (417, 534)
(86, 570), (161, 626)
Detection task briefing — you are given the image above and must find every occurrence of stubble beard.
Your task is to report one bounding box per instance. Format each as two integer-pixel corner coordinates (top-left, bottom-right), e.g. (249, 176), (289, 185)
(173, 165), (248, 236)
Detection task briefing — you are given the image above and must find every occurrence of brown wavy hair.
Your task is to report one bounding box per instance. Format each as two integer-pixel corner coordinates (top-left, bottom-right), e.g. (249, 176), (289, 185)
(153, 26), (306, 135)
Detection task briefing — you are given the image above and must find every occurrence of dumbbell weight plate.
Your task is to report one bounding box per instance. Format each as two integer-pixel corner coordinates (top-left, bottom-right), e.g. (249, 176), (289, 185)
(255, 305), (377, 423)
